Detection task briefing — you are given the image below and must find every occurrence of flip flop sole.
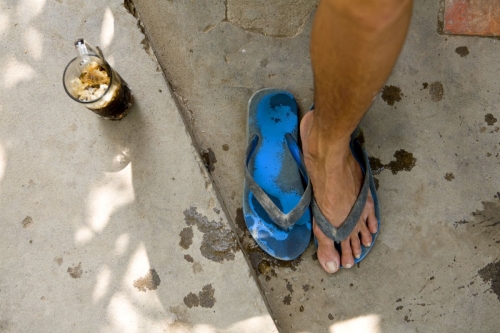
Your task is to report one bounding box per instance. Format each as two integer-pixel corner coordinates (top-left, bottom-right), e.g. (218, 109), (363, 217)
(243, 89), (312, 261)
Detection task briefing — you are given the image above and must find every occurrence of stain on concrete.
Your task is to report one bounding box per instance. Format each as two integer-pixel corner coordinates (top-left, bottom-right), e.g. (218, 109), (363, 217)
(179, 227), (194, 250)
(369, 157), (385, 173)
(199, 284), (216, 308)
(455, 46), (469, 57)
(260, 58), (269, 67)
(283, 294), (292, 305)
(22, 216), (33, 229)
(184, 292), (199, 308)
(302, 284), (310, 292)
(485, 113), (498, 126)
(200, 148), (217, 172)
(258, 260), (272, 275)
(286, 281), (294, 293)
(184, 284), (216, 308)
(183, 207), (237, 262)
(67, 262), (83, 279)
(396, 306), (403, 310)
(429, 81), (444, 101)
(369, 150), (417, 175)
(222, 144), (229, 151)
(373, 177), (380, 190)
(246, 240), (302, 275)
(0, 320), (10, 331)
(54, 257), (63, 266)
(381, 85), (403, 106)
(169, 305), (189, 323)
(404, 315), (414, 322)
(444, 173), (455, 181)
(472, 199), (500, 228)
(299, 305), (304, 312)
(184, 254), (194, 263)
(192, 261), (203, 274)
(387, 150), (417, 174)
(133, 269), (161, 292)
(480, 127), (487, 133)
(328, 313), (334, 320)
(422, 82), (428, 89)
(235, 208), (247, 235)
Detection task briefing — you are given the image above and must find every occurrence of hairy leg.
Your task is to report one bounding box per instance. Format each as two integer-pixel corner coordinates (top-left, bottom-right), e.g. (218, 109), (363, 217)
(302, 0), (413, 273)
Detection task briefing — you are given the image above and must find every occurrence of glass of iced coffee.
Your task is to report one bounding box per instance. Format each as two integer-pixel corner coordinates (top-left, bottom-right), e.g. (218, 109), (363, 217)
(63, 39), (132, 120)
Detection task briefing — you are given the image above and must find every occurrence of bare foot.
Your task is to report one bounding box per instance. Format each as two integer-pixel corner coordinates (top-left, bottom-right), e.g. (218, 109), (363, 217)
(300, 111), (378, 273)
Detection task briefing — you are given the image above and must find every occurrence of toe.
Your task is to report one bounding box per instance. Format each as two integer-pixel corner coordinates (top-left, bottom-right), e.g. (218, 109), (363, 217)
(350, 234), (362, 259)
(340, 239), (355, 268)
(365, 194), (378, 234)
(367, 209), (378, 234)
(359, 223), (373, 247)
(313, 221), (340, 274)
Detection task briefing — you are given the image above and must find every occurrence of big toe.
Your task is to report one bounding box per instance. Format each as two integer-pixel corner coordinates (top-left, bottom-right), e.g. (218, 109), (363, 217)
(313, 222), (341, 274)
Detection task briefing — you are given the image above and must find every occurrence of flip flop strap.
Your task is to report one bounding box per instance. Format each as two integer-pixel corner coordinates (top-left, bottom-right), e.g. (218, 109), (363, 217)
(312, 144), (371, 242)
(244, 134), (312, 229)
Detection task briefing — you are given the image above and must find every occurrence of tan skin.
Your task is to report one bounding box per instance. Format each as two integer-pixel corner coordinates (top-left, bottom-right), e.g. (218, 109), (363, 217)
(301, 0), (413, 273)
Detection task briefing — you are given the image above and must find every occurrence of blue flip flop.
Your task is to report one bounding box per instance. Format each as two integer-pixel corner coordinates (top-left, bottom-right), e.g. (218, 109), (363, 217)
(243, 89), (312, 261)
(312, 126), (381, 266)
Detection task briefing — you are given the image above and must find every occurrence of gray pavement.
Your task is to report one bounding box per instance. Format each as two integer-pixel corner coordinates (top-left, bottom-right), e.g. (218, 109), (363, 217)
(0, 1), (277, 332)
(131, 0), (500, 332)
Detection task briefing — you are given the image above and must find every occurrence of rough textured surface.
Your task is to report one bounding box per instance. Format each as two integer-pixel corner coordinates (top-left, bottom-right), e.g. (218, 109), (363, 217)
(133, 0), (500, 331)
(444, 0), (500, 36)
(227, 0), (317, 37)
(0, 1), (277, 332)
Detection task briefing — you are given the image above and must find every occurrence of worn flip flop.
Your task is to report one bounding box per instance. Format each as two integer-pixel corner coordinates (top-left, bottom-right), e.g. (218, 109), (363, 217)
(243, 88), (312, 261)
(312, 127), (381, 266)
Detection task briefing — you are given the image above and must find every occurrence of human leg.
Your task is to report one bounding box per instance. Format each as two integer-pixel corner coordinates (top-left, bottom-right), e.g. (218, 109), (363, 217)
(301, 0), (413, 273)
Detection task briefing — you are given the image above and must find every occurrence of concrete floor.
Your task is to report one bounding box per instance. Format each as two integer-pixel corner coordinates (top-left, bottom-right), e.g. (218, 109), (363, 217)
(0, 1), (277, 332)
(131, 0), (500, 332)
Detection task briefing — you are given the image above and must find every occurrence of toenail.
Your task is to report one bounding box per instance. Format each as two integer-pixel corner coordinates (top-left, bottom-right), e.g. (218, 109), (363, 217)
(354, 253), (361, 259)
(326, 261), (337, 273)
(345, 263), (353, 269)
(363, 242), (371, 247)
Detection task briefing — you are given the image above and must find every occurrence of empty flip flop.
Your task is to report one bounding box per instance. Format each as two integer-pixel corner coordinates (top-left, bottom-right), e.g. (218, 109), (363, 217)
(243, 89), (312, 261)
(312, 127), (381, 265)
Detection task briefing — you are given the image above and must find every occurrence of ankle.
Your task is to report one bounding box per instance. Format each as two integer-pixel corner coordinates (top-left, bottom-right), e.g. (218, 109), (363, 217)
(306, 120), (352, 163)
